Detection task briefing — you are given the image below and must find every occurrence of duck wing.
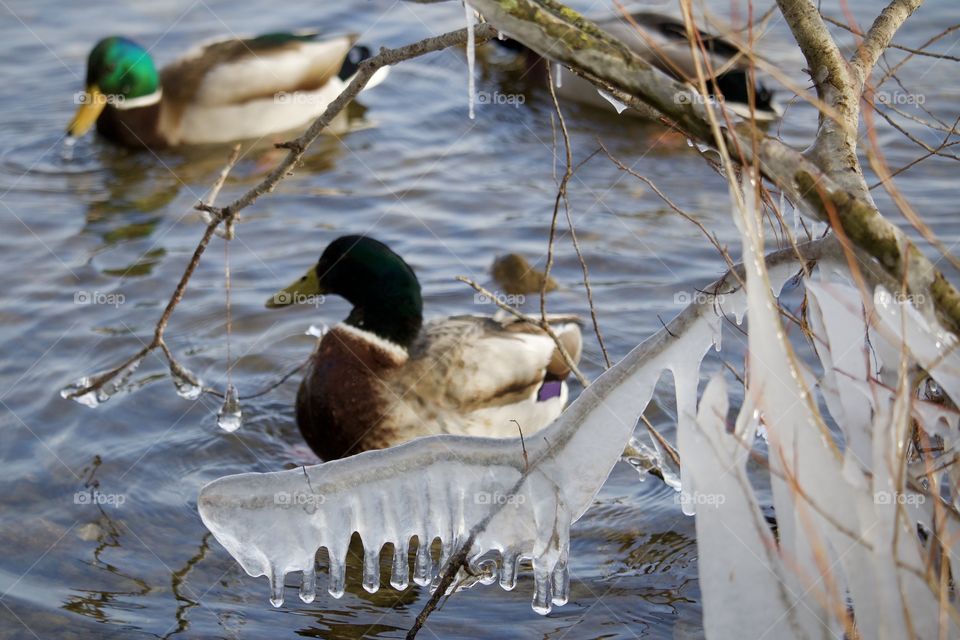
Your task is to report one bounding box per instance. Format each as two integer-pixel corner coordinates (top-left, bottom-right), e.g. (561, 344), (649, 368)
(160, 32), (357, 108)
(403, 315), (582, 413)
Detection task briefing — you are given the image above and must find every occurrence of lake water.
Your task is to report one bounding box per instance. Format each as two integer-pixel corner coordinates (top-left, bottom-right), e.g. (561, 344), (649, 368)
(0, 1), (957, 638)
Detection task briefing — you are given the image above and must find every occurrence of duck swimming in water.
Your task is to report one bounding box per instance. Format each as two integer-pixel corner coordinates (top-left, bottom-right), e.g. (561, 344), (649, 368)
(266, 235), (583, 461)
(67, 31), (388, 148)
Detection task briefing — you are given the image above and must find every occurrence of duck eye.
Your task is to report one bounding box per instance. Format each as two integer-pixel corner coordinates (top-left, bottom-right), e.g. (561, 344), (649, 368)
(105, 63), (116, 73)
(300, 276), (307, 282)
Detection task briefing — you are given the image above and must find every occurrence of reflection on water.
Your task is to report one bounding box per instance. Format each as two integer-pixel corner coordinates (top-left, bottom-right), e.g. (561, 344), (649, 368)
(0, 0), (956, 638)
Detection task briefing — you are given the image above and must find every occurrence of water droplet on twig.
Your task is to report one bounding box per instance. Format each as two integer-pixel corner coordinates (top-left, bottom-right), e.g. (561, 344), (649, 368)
(60, 355), (145, 407)
(217, 384), (242, 432)
(171, 364), (203, 400)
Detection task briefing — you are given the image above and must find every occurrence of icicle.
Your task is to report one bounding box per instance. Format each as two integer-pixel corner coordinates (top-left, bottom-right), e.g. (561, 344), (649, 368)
(554, 62), (562, 88)
(464, 2), (477, 120)
(499, 550), (519, 591)
(596, 89), (628, 114)
(60, 355), (145, 407)
(362, 544), (381, 593)
(299, 564), (317, 603)
(391, 541), (410, 589)
(550, 560), (569, 606)
(327, 549), (346, 598)
(531, 560), (552, 615)
(196, 224), (819, 614)
(414, 537), (433, 586)
(217, 384), (242, 432)
(170, 364), (202, 400)
(270, 567), (285, 607)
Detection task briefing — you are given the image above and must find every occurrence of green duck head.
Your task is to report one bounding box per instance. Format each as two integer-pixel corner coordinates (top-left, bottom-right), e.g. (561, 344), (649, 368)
(267, 235), (424, 348)
(67, 37), (160, 138)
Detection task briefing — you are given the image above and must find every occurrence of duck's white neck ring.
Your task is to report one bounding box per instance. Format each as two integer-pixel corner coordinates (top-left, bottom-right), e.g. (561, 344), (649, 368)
(335, 322), (409, 363)
(115, 89), (163, 110)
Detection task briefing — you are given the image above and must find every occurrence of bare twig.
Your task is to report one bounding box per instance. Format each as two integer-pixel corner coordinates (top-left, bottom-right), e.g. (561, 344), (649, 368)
(67, 144), (243, 400)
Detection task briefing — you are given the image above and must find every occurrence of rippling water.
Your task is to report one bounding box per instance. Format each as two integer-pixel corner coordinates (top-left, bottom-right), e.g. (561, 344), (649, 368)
(0, 1), (957, 638)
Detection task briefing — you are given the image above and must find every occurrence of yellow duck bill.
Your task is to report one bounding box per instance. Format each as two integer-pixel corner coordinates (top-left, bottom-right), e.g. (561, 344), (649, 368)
(266, 268), (325, 308)
(67, 85), (107, 137)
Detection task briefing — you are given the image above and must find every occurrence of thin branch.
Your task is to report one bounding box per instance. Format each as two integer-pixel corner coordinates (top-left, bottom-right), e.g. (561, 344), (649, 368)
(851, 0), (925, 86)
(66, 144), (243, 400)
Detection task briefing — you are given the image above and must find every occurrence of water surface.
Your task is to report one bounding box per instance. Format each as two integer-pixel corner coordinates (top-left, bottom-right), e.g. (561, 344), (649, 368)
(0, 1), (957, 638)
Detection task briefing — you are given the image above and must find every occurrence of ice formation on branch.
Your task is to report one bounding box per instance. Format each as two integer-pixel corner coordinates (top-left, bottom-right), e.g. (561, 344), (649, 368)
(688, 179), (960, 638)
(464, 2), (477, 120)
(197, 233), (803, 614)
(199, 177), (960, 632)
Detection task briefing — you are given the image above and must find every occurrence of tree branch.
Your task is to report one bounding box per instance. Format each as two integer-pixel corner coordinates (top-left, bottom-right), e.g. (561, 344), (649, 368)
(467, 0), (960, 333)
(852, 0), (925, 86)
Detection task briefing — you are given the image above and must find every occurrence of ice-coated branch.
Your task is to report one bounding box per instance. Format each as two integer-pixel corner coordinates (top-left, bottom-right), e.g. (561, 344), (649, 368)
(690, 175), (960, 637)
(197, 237), (833, 616)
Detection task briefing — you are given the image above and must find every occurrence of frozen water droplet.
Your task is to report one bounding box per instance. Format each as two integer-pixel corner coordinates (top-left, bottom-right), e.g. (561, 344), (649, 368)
(470, 557), (498, 586)
(596, 89), (627, 114)
(62, 137), (76, 161)
(465, 2), (477, 120)
(299, 565), (316, 603)
(60, 376), (105, 408)
(217, 384), (242, 432)
(924, 377), (945, 402)
(686, 138), (695, 147)
(554, 62), (562, 88)
(60, 356), (145, 407)
(497, 31), (506, 41)
(171, 365), (202, 400)
(305, 324), (327, 338)
(622, 436), (681, 490)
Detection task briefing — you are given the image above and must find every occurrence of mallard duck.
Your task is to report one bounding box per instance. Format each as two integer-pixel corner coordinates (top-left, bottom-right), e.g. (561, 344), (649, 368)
(266, 235), (583, 461)
(502, 11), (780, 121)
(67, 32), (389, 149)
